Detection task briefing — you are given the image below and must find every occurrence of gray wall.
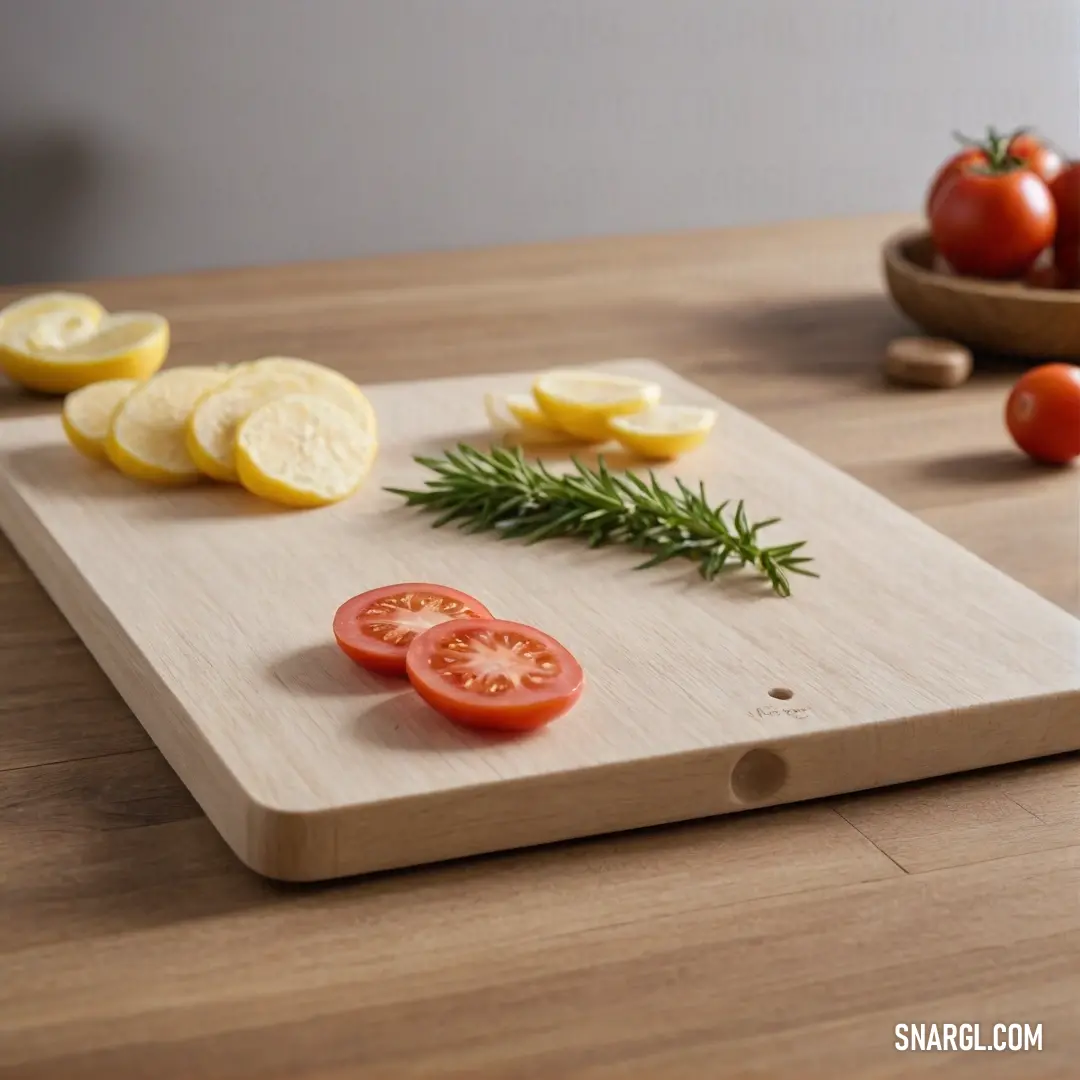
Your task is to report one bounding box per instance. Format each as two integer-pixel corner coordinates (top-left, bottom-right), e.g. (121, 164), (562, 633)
(1, 0), (1077, 284)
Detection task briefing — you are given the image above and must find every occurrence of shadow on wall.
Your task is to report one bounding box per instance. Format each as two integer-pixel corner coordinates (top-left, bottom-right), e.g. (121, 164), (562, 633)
(0, 127), (99, 287)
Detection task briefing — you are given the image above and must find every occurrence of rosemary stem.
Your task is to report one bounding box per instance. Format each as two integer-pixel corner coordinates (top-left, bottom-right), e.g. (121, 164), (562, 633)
(385, 444), (817, 598)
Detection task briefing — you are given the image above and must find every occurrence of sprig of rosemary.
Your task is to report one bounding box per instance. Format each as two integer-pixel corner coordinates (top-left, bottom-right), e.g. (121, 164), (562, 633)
(385, 444), (817, 598)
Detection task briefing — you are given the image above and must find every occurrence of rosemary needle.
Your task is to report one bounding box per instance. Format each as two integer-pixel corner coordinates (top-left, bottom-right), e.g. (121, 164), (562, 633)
(385, 443), (817, 598)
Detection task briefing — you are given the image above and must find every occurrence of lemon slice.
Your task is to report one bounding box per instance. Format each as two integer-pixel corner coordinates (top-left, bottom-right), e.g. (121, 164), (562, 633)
(505, 393), (562, 432)
(0, 292), (170, 394)
(483, 393), (572, 446)
(61, 378), (141, 461)
(105, 367), (231, 483)
(187, 357), (377, 482)
(608, 405), (717, 459)
(235, 393), (377, 508)
(532, 368), (662, 441)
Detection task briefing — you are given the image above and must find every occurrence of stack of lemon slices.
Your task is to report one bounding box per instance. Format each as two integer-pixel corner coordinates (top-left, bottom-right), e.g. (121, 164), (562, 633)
(484, 368), (716, 460)
(0, 292), (170, 394)
(60, 356), (378, 509)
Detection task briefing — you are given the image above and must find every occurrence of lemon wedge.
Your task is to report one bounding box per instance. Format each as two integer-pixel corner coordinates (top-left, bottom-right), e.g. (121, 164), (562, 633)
(0, 292), (170, 394)
(61, 378), (141, 461)
(532, 369), (662, 441)
(235, 393), (377, 508)
(483, 393), (572, 446)
(105, 367), (231, 483)
(187, 357), (377, 482)
(608, 405), (717, 459)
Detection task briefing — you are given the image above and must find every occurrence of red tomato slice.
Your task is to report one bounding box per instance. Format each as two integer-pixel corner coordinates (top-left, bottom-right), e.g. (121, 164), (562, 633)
(333, 583), (493, 675)
(405, 618), (585, 732)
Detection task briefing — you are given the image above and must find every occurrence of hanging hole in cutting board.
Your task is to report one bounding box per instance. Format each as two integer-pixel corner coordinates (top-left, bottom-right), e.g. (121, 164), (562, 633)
(768, 687), (794, 700)
(729, 748), (789, 804)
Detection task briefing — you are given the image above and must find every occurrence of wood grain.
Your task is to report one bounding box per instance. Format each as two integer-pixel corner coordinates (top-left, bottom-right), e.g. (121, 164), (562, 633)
(1, 212), (1078, 1076)
(2, 358), (1077, 881)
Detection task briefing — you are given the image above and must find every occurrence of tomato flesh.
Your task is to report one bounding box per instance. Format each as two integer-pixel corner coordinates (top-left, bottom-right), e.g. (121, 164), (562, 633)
(333, 583), (493, 675)
(1005, 364), (1080, 465)
(405, 617), (585, 732)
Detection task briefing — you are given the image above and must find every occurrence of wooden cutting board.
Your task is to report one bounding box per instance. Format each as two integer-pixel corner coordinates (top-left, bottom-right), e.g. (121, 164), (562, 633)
(1, 358), (1077, 882)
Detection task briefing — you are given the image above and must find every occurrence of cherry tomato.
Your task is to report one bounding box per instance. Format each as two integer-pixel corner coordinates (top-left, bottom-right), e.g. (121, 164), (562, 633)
(931, 168), (1055, 279)
(1049, 162), (1080, 242)
(1005, 364), (1080, 465)
(333, 583), (493, 676)
(405, 617), (585, 732)
(1007, 132), (1063, 185)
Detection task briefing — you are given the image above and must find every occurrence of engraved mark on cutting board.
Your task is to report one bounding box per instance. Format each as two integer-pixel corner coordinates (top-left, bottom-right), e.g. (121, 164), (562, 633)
(754, 705), (812, 720)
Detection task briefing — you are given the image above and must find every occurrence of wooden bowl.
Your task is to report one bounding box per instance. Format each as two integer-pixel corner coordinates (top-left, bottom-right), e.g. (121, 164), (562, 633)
(882, 229), (1080, 359)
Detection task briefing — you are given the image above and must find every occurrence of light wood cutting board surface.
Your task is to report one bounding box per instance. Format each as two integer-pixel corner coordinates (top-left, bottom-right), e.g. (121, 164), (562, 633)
(0, 354), (1077, 882)
(2, 213), (1080, 1077)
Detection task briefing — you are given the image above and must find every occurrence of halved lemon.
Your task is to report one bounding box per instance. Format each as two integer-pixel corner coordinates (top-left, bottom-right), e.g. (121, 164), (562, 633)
(531, 369), (662, 441)
(608, 405), (717, 459)
(187, 357), (377, 482)
(483, 393), (572, 446)
(105, 367), (231, 483)
(0, 292), (170, 394)
(62, 378), (141, 461)
(235, 394), (378, 508)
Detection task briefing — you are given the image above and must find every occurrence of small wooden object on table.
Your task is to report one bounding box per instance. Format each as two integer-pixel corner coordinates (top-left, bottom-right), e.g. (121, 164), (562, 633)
(884, 337), (973, 388)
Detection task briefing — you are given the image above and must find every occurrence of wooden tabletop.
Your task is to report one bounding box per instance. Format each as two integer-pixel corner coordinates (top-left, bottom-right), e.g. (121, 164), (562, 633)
(2, 213), (1078, 1079)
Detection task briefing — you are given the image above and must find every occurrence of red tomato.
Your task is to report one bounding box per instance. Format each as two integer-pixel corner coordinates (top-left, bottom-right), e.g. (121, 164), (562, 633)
(1049, 162), (1080, 242)
(926, 147), (986, 217)
(1007, 132), (1063, 185)
(931, 168), (1056, 279)
(926, 130), (1062, 218)
(405, 617), (584, 732)
(1054, 236), (1080, 287)
(1005, 364), (1080, 465)
(333, 583), (493, 676)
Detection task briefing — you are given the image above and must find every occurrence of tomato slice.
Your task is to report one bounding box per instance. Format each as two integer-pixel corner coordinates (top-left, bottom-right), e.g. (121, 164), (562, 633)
(405, 618), (585, 732)
(333, 583), (493, 675)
